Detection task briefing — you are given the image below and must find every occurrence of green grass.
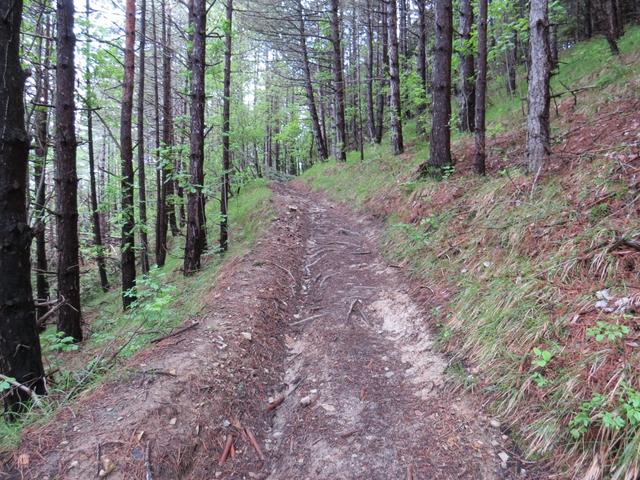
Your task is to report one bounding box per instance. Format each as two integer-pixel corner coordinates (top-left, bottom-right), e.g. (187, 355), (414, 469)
(0, 179), (273, 452)
(302, 26), (640, 478)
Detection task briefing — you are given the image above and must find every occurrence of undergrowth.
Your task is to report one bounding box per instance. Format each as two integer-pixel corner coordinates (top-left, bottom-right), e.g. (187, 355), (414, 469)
(303, 27), (640, 478)
(0, 180), (273, 452)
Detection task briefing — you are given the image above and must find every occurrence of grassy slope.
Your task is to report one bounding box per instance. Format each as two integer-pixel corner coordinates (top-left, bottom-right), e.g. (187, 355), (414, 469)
(303, 28), (640, 478)
(1, 180), (273, 451)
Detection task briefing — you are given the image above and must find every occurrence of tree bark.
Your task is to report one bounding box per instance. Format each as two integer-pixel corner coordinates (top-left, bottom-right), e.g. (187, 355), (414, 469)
(387, 0), (404, 155)
(365, 0), (376, 141)
(137, 0), (150, 274)
(422, 0), (453, 177)
(458, 0), (475, 132)
(120, 0), (137, 309)
(184, 0), (207, 274)
(474, 0), (488, 175)
(33, 13), (52, 319)
(55, 0), (83, 340)
(604, 0), (620, 55)
(220, 0), (233, 252)
(526, 0), (551, 177)
(329, 0), (347, 161)
(0, 0), (47, 410)
(374, 1), (389, 144)
(416, 0), (428, 134)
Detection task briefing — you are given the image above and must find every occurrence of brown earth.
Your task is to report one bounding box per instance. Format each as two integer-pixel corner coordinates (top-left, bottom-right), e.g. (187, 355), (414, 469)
(2, 183), (547, 479)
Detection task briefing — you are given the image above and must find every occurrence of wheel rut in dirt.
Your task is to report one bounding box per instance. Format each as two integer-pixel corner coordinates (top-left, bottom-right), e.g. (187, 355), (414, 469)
(263, 183), (520, 479)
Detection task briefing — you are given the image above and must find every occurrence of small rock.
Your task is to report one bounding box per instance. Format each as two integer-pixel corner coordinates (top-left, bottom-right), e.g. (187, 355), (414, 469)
(69, 460), (79, 469)
(99, 457), (115, 477)
(498, 451), (510, 464)
(596, 289), (613, 301)
(320, 403), (336, 413)
(169, 417), (177, 425)
(595, 300), (608, 309)
(222, 419), (231, 428)
(288, 205), (298, 211)
(300, 392), (318, 406)
(241, 332), (252, 341)
(490, 439), (499, 447)
(385, 371), (395, 378)
(483, 261), (492, 268)
(489, 419), (501, 429)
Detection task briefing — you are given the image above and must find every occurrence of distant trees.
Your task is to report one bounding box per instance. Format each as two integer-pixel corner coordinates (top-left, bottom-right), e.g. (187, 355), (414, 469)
(0, 0), (47, 411)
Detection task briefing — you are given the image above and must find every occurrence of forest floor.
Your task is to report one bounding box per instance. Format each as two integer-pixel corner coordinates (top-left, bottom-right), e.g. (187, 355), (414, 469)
(2, 183), (547, 479)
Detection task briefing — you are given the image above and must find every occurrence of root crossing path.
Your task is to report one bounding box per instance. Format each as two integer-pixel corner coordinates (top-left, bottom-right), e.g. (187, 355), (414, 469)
(264, 184), (521, 480)
(5, 183), (534, 480)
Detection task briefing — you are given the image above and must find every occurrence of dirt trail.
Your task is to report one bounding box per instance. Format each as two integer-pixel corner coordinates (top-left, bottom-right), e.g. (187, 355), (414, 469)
(3, 183), (534, 479)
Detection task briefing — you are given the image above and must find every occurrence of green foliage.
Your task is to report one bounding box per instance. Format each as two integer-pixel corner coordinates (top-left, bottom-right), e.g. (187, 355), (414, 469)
(41, 331), (80, 353)
(532, 347), (553, 368)
(586, 321), (629, 343)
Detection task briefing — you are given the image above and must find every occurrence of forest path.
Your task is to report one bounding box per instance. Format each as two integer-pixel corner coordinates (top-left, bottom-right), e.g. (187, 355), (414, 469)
(263, 182), (520, 480)
(3, 182), (531, 480)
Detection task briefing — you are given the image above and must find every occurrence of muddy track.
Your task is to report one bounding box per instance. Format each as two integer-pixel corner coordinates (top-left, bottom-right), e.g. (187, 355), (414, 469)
(3, 183), (537, 479)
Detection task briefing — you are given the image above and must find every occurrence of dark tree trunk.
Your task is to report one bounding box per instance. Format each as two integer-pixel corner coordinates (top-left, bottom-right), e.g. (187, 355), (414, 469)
(416, 0), (428, 134)
(220, 0), (233, 252)
(604, 0), (621, 55)
(297, 0), (328, 160)
(120, 0), (137, 309)
(584, 0), (593, 38)
(137, 0), (150, 274)
(399, 0), (408, 59)
(474, 0), (488, 175)
(526, 0), (551, 176)
(184, 0), (207, 274)
(422, 0), (453, 177)
(387, 0), (404, 155)
(330, 0), (347, 161)
(85, 0), (110, 292)
(33, 14), (51, 319)
(458, 0), (475, 132)
(365, 0), (376, 141)
(374, 1), (389, 144)
(55, 0), (83, 341)
(151, 0), (164, 267)
(0, 0), (47, 410)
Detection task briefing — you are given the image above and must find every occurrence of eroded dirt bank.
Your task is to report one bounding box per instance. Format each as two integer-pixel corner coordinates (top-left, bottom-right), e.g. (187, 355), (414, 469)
(3, 183), (542, 479)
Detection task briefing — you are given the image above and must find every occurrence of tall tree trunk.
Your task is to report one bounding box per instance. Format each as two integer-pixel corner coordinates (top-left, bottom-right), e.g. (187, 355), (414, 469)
(604, 0), (620, 55)
(184, 0), (207, 273)
(55, 0), (83, 340)
(219, 0), (233, 252)
(416, 0), (428, 134)
(85, 0), (110, 292)
(329, 0), (347, 161)
(374, 1), (389, 144)
(137, 0), (150, 274)
(458, 0), (475, 132)
(526, 0), (551, 177)
(422, 0), (453, 177)
(152, 0), (165, 267)
(474, 0), (488, 175)
(0, 0), (47, 410)
(33, 14), (51, 319)
(387, 0), (404, 155)
(398, 0), (408, 59)
(297, 0), (328, 160)
(365, 0), (376, 141)
(120, 0), (137, 309)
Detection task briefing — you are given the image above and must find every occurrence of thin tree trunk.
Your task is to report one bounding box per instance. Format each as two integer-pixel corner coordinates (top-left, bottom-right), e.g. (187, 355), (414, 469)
(416, 0), (428, 134)
(604, 0), (620, 55)
(365, 0), (376, 141)
(137, 0), (150, 274)
(374, 1), (389, 144)
(0, 0), (47, 410)
(55, 0), (83, 340)
(85, 0), (110, 292)
(422, 0), (453, 177)
(387, 0), (404, 155)
(526, 0), (551, 176)
(458, 0), (475, 132)
(220, 0), (233, 252)
(474, 0), (488, 175)
(120, 0), (137, 309)
(152, 0), (165, 267)
(33, 14), (51, 319)
(330, 0), (347, 161)
(184, 0), (207, 273)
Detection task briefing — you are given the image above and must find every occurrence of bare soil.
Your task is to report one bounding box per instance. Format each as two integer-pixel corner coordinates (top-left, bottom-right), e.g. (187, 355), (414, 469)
(2, 183), (544, 479)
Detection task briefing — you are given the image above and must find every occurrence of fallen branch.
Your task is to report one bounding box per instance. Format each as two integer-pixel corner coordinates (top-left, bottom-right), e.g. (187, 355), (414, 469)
(0, 374), (43, 408)
(150, 322), (200, 344)
(218, 434), (234, 466)
(36, 295), (66, 328)
(144, 441), (154, 480)
(264, 261), (296, 283)
(244, 427), (265, 461)
(290, 313), (324, 326)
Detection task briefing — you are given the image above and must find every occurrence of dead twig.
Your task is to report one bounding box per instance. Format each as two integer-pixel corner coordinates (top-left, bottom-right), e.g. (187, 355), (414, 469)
(264, 261), (296, 283)
(150, 322), (200, 344)
(244, 427), (265, 461)
(144, 441), (154, 480)
(218, 434), (234, 466)
(290, 313), (324, 326)
(0, 374), (43, 407)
